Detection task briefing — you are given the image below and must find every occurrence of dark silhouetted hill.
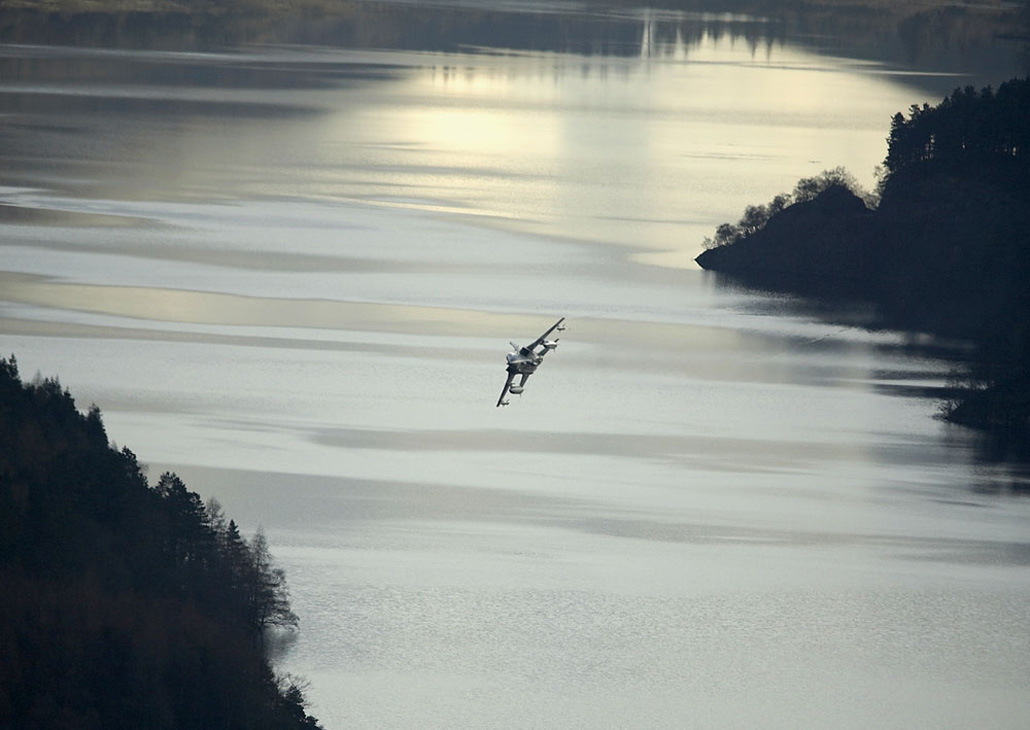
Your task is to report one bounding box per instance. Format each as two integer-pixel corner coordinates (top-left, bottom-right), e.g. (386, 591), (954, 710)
(0, 356), (322, 729)
(696, 77), (1030, 445)
(695, 183), (877, 299)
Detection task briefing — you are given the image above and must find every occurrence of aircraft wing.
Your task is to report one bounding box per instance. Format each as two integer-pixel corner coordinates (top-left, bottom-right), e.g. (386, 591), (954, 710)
(525, 317), (565, 352)
(496, 370), (516, 407)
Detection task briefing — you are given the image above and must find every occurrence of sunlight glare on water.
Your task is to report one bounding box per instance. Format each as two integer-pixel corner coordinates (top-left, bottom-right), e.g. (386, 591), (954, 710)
(1, 4), (1029, 728)
(303, 31), (931, 263)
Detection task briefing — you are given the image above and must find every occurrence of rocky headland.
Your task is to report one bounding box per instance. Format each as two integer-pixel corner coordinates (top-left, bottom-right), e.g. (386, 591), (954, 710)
(696, 78), (1030, 447)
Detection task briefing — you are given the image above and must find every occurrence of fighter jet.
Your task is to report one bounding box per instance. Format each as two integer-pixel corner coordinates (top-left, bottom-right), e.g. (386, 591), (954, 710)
(496, 317), (565, 407)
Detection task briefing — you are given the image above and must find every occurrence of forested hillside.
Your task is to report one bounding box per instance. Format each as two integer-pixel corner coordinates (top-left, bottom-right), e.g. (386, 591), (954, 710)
(696, 78), (1030, 444)
(0, 356), (321, 729)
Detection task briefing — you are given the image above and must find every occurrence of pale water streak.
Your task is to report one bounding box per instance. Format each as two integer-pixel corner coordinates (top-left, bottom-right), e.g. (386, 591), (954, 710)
(1, 8), (1029, 729)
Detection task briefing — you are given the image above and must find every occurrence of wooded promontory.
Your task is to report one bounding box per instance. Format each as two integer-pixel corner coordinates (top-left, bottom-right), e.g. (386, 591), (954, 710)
(696, 77), (1030, 443)
(0, 356), (322, 729)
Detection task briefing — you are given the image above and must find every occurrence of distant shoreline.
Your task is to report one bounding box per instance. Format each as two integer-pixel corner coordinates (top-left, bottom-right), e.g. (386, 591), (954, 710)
(0, 0), (1020, 22)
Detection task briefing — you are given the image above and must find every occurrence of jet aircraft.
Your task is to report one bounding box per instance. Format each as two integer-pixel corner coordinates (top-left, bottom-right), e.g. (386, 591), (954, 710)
(496, 317), (565, 407)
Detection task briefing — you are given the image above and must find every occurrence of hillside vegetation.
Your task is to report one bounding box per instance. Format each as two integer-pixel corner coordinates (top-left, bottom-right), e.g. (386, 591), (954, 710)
(696, 77), (1030, 446)
(0, 356), (322, 729)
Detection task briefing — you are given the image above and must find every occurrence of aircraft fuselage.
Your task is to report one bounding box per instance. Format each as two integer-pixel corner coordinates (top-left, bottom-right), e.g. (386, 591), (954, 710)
(506, 350), (543, 374)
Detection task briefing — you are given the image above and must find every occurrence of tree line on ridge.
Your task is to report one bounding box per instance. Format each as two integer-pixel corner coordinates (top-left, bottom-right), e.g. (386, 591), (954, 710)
(696, 77), (1030, 452)
(0, 355), (321, 728)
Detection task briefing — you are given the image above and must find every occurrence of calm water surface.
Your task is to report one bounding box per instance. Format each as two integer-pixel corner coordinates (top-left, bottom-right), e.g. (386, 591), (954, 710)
(1, 3), (1029, 728)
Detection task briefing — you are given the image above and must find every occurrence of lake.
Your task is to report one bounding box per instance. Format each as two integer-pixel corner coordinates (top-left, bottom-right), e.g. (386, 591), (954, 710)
(2, 2), (1029, 727)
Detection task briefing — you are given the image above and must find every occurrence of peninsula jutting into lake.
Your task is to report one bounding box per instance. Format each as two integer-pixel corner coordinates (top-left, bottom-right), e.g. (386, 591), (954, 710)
(696, 77), (1030, 447)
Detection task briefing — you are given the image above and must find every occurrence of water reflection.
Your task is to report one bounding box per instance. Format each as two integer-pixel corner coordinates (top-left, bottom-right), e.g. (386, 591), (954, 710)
(1, 0), (1024, 88)
(2, 7), (1030, 727)
(1, 37), (939, 257)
